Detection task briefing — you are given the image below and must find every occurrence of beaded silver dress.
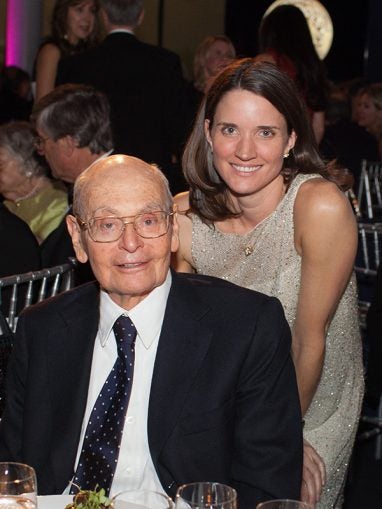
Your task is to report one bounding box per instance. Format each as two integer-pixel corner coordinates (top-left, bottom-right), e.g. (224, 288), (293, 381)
(190, 173), (364, 508)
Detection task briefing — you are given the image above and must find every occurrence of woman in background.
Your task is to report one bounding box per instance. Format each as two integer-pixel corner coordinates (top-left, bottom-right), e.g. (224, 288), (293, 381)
(35, 0), (100, 101)
(173, 59), (364, 508)
(255, 5), (329, 144)
(356, 82), (382, 159)
(0, 121), (68, 244)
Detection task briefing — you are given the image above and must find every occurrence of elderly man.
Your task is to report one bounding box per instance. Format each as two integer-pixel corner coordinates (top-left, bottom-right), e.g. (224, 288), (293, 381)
(0, 155), (303, 508)
(31, 83), (113, 275)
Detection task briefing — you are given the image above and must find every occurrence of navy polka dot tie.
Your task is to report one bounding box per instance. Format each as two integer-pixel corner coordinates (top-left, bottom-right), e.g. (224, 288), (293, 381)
(70, 315), (136, 495)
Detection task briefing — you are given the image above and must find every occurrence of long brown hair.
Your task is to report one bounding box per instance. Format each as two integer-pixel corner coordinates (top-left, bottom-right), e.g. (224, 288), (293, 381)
(51, 0), (101, 55)
(182, 58), (328, 222)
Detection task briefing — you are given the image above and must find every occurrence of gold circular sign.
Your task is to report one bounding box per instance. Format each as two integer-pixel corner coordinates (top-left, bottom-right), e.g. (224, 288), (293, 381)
(264, 0), (333, 59)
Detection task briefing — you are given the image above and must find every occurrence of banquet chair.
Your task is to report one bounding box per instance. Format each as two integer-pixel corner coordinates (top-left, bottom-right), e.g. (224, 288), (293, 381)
(0, 258), (77, 416)
(354, 222), (382, 458)
(355, 221), (382, 329)
(357, 159), (382, 220)
(0, 257), (77, 334)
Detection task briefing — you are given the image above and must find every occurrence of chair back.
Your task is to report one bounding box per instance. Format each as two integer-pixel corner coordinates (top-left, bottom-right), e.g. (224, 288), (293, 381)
(355, 222), (382, 329)
(357, 160), (382, 219)
(0, 258), (77, 333)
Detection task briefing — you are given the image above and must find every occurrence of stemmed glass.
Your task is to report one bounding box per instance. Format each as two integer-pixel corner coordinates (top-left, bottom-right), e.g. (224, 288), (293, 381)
(175, 482), (237, 509)
(256, 500), (314, 509)
(0, 462), (37, 509)
(111, 490), (173, 509)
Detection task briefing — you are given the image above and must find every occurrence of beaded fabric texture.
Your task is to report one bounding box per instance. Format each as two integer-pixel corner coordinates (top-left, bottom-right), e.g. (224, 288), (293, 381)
(190, 173), (364, 509)
(70, 315), (136, 495)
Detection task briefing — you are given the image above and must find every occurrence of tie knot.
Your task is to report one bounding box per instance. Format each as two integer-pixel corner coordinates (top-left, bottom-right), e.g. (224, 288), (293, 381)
(113, 315), (136, 355)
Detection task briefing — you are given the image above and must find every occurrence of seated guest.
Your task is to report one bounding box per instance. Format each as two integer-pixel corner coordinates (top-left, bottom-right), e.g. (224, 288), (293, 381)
(0, 154), (303, 508)
(31, 83), (113, 279)
(0, 203), (40, 279)
(356, 83), (382, 160)
(0, 121), (68, 244)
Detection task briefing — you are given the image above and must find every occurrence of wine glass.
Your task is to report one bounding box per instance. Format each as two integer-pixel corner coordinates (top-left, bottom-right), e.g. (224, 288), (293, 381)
(175, 482), (237, 509)
(111, 490), (173, 509)
(256, 500), (314, 509)
(0, 462), (37, 509)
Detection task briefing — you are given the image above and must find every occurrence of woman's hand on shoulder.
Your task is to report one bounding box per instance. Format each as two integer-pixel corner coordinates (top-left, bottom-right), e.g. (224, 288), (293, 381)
(172, 192), (194, 273)
(35, 43), (61, 102)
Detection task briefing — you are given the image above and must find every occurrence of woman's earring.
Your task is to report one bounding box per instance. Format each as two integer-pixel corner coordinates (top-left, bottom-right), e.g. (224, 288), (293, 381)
(283, 152), (290, 159)
(25, 170), (33, 178)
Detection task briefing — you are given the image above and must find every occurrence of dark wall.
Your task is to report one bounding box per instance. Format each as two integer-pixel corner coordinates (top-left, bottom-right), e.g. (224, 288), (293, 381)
(225, 0), (370, 83)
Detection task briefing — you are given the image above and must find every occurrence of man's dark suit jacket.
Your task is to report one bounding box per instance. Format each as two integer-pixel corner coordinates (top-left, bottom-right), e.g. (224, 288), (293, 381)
(57, 33), (188, 191)
(0, 271), (302, 508)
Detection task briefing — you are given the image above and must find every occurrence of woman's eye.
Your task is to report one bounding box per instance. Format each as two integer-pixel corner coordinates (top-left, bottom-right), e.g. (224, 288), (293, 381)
(222, 126), (237, 135)
(260, 129), (273, 138)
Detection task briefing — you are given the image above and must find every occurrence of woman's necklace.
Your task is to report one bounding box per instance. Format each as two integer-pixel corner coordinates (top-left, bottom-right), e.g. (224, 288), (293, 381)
(14, 178), (45, 205)
(244, 244), (254, 257)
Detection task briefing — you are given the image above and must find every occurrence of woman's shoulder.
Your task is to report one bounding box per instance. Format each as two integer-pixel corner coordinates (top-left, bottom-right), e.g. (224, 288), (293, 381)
(294, 175), (354, 221)
(36, 40), (61, 60)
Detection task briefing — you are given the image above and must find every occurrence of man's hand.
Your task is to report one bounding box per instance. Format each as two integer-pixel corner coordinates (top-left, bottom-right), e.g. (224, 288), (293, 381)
(300, 439), (326, 506)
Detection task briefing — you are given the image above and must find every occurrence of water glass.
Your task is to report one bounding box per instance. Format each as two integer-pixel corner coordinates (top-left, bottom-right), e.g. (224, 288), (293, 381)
(175, 482), (237, 509)
(111, 490), (173, 509)
(256, 500), (314, 509)
(0, 462), (37, 509)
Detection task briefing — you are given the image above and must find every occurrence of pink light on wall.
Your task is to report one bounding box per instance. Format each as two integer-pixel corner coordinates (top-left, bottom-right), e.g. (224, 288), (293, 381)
(5, 0), (24, 66)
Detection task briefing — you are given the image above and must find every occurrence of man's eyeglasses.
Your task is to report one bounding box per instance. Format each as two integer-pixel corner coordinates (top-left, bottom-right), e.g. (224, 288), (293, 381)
(77, 211), (174, 242)
(35, 135), (51, 152)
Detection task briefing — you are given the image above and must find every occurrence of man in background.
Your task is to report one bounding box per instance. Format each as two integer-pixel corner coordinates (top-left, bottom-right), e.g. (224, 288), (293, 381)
(57, 0), (188, 194)
(31, 83), (113, 280)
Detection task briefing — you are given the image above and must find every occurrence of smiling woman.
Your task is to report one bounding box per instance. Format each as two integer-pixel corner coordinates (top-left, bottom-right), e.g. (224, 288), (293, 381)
(34, 0), (101, 102)
(172, 58), (364, 509)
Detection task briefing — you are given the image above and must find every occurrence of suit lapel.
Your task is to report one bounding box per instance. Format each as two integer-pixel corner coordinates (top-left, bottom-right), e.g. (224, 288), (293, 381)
(148, 274), (213, 457)
(48, 283), (100, 490)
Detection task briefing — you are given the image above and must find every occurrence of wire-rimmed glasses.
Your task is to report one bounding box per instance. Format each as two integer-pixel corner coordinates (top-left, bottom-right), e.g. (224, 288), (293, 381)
(77, 210), (174, 242)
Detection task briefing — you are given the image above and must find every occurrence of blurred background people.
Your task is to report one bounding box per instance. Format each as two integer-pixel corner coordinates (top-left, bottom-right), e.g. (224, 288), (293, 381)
(193, 35), (236, 96)
(31, 83), (113, 280)
(255, 4), (329, 145)
(319, 80), (380, 189)
(0, 121), (68, 244)
(184, 35), (236, 138)
(356, 83), (382, 160)
(173, 59), (364, 509)
(0, 66), (33, 124)
(34, 0), (101, 102)
(57, 0), (188, 194)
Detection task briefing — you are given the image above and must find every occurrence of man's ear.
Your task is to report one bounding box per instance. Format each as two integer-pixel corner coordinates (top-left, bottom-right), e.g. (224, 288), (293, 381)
(66, 215), (89, 264)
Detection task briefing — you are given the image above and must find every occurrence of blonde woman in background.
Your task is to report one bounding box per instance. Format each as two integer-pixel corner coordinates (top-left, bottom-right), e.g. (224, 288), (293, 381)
(356, 83), (382, 160)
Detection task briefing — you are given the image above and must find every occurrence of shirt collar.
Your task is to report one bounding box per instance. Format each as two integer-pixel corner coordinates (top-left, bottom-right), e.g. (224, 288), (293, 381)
(98, 270), (172, 349)
(108, 28), (134, 36)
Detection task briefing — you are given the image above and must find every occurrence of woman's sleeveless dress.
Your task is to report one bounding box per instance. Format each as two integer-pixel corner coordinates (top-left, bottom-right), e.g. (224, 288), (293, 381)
(190, 173), (364, 508)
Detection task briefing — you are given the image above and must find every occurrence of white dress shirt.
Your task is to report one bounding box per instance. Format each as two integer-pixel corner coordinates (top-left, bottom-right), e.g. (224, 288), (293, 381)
(69, 271), (172, 495)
